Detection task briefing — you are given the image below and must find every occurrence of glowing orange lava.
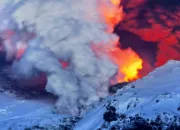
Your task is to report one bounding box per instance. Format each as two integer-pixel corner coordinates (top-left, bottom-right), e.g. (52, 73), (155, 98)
(111, 0), (121, 6)
(109, 46), (143, 82)
(92, 42), (143, 82)
(97, 0), (143, 82)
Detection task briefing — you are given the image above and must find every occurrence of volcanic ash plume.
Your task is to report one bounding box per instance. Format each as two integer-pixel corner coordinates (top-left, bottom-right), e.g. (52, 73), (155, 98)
(0, 0), (123, 115)
(115, 0), (180, 77)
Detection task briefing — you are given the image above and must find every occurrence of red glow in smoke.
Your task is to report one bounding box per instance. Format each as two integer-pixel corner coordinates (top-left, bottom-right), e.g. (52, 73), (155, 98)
(119, 0), (180, 69)
(94, 0), (143, 83)
(59, 60), (69, 69)
(8, 0), (179, 86)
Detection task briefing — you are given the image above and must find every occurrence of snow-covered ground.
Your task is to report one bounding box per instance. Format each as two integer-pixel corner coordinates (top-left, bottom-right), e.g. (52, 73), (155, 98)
(75, 60), (180, 130)
(0, 91), (80, 130)
(0, 60), (180, 129)
(0, 92), (62, 130)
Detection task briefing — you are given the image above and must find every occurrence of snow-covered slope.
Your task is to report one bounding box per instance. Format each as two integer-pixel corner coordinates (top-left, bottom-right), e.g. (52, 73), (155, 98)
(1, 60), (180, 130)
(75, 60), (180, 130)
(0, 91), (81, 130)
(0, 66), (80, 130)
(0, 92), (59, 130)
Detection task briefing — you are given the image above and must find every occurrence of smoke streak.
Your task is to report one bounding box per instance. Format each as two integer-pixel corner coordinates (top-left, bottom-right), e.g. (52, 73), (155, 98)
(0, 0), (123, 115)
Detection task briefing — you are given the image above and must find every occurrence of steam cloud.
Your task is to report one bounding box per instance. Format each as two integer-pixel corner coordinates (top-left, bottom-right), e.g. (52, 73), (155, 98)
(0, 0), (121, 115)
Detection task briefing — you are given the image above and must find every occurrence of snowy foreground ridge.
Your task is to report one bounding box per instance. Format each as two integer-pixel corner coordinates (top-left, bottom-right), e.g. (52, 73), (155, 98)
(0, 60), (180, 130)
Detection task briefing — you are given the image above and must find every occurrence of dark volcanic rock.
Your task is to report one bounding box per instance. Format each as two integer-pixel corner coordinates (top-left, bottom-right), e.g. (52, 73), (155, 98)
(109, 82), (130, 93)
(103, 106), (118, 122)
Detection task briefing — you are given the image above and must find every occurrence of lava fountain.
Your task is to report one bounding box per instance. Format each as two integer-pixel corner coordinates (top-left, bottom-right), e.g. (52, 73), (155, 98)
(115, 0), (180, 78)
(94, 0), (143, 83)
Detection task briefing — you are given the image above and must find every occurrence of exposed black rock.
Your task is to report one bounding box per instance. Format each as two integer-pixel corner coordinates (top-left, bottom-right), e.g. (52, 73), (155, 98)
(109, 82), (130, 93)
(103, 106), (118, 122)
(100, 114), (180, 130)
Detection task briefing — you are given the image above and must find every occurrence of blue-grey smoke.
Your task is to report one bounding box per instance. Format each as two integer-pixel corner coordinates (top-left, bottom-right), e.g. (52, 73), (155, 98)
(0, 0), (121, 115)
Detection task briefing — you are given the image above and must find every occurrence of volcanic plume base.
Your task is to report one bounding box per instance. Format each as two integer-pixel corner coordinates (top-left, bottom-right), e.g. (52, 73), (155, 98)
(0, 0), (178, 116)
(0, 0), (129, 116)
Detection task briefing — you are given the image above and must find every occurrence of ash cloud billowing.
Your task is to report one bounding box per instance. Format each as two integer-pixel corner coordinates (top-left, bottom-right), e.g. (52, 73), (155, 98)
(115, 0), (180, 77)
(0, 0), (122, 115)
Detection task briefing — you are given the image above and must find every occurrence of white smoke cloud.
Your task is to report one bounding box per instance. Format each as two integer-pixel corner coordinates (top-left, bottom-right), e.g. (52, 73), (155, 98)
(0, 0), (121, 115)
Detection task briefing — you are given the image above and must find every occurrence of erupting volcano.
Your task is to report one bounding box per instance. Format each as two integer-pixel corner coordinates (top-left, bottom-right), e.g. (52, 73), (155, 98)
(115, 0), (180, 78)
(94, 0), (144, 82)
(0, 0), (133, 116)
(0, 0), (179, 116)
